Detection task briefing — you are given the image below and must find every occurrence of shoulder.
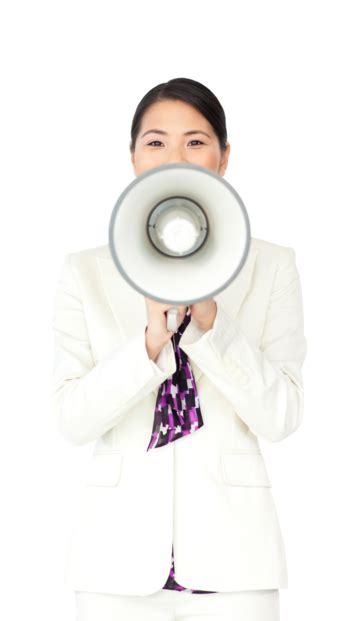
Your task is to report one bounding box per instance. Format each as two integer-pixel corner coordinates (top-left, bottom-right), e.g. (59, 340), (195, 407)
(250, 236), (295, 267)
(66, 238), (296, 273)
(69, 238), (294, 257)
(250, 238), (301, 295)
(66, 242), (111, 269)
(250, 236), (295, 256)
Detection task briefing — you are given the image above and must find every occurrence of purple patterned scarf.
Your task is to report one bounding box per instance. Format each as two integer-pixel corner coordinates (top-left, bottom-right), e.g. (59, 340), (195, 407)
(147, 306), (204, 451)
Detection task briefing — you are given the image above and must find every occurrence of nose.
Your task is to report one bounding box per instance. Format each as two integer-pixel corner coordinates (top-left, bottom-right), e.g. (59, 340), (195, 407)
(166, 156), (188, 165)
(166, 147), (188, 165)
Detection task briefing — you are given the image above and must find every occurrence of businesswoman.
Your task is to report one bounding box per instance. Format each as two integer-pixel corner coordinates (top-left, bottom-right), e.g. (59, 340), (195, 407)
(51, 77), (307, 620)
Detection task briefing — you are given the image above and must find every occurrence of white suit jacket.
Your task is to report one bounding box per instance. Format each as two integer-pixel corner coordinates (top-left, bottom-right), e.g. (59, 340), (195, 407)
(51, 236), (307, 596)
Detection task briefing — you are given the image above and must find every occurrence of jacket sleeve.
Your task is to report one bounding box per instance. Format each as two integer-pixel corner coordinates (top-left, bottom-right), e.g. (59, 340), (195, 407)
(50, 253), (176, 446)
(181, 247), (307, 442)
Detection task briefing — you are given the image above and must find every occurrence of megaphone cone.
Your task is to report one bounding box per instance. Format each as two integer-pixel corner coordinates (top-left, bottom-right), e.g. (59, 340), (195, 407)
(109, 162), (250, 332)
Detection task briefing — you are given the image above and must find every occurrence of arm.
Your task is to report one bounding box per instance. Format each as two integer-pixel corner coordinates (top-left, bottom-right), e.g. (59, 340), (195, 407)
(181, 248), (307, 442)
(50, 254), (176, 446)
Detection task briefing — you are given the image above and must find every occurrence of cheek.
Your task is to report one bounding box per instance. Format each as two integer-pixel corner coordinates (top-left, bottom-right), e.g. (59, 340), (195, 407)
(133, 150), (161, 170)
(138, 148), (164, 162)
(195, 151), (221, 166)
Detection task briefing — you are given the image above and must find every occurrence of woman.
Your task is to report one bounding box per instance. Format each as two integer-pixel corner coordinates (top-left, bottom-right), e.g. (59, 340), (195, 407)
(52, 77), (307, 620)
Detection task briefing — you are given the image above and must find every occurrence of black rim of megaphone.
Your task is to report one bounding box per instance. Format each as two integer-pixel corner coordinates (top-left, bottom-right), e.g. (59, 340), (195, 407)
(108, 162), (251, 306)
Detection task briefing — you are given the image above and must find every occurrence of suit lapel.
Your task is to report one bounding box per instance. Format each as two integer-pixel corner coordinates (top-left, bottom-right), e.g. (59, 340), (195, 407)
(95, 241), (259, 384)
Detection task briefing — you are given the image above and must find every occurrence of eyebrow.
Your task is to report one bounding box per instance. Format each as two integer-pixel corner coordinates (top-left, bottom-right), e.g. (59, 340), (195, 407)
(140, 129), (212, 139)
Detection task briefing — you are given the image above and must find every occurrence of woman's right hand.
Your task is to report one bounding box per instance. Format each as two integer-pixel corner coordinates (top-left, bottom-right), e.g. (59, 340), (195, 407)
(144, 297), (187, 360)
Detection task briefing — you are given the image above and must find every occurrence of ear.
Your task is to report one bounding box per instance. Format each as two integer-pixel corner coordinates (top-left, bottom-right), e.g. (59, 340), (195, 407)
(219, 142), (231, 176)
(129, 144), (136, 172)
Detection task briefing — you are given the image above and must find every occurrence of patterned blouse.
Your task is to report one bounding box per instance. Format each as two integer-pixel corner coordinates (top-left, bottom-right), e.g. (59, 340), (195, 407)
(146, 307), (217, 594)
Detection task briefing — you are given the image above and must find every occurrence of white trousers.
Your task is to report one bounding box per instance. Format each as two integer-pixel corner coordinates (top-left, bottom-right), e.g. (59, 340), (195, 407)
(75, 587), (280, 620)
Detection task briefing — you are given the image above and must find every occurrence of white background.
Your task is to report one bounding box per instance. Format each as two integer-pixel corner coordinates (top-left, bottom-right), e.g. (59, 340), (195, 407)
(1, 1), (359, 618)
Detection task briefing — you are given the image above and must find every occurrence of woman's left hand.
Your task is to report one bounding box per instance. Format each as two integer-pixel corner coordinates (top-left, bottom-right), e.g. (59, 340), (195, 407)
(189, 299), (217, 332)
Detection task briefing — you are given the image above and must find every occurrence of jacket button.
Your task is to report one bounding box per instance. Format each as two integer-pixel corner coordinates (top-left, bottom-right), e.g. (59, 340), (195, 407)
(238, 369), (249, 384)
(227, 360), (250, 385)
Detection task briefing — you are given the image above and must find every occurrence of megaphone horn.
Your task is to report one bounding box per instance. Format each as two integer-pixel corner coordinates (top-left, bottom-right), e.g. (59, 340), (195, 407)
(109, 162), (251, 332)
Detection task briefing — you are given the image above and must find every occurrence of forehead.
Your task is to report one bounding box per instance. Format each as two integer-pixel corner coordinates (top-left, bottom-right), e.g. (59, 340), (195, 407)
(140, 100), (213, 133)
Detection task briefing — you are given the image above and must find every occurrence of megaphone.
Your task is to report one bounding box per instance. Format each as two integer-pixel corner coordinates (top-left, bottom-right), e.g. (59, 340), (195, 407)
(108, 162), (250, 332)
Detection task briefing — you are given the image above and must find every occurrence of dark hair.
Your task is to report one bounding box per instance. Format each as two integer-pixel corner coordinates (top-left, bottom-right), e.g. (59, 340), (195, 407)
(129, 77), (228, 153)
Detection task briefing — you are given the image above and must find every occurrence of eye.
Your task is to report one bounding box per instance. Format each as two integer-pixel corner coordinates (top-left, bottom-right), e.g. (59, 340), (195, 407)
(146, 140), (204, 147)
